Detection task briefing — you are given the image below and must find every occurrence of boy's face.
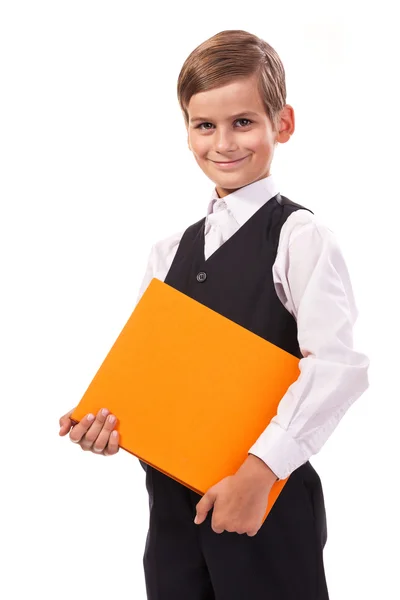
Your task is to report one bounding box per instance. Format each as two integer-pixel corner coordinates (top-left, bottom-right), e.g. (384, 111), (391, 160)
(186, 74), (294, 197)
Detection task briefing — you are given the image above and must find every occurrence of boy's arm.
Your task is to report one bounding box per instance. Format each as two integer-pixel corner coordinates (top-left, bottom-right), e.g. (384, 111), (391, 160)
(135, 244), (156, 307)
(135, 229), (184, 306)
(248, 212), (370, 481)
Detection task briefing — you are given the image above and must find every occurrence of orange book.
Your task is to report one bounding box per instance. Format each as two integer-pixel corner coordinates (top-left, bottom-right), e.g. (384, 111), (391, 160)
(71, 277), (300, 523)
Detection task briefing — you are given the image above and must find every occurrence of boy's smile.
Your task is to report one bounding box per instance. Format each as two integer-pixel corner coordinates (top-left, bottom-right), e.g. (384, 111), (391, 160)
(211, 154), (251, 167)
(186, 74), (294, 197)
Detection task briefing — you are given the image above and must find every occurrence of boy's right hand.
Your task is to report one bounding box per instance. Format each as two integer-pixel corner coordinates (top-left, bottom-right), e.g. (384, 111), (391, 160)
(59, 407), (119, 456)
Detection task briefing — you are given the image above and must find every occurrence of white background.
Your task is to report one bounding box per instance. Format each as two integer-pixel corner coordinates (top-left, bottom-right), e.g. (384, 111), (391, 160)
(1, 1), (399, 598)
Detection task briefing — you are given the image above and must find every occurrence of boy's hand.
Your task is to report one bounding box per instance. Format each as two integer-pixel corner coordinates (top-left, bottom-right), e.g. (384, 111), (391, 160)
(194, 454), (277, 536)
(59, 407), (120, 456)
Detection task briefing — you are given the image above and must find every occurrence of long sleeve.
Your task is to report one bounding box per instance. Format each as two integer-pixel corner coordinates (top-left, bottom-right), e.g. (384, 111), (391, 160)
(135, 244), (156, 307)
(248, 212), (370, 480)
(135, 229), (183, 305)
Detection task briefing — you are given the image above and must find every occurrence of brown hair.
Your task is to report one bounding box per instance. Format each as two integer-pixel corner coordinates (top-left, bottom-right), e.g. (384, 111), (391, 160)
(177, 30), (287, 133)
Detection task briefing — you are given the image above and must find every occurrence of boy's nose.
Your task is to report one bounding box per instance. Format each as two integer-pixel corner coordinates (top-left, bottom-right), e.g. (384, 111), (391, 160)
(214, 131), (238, 152)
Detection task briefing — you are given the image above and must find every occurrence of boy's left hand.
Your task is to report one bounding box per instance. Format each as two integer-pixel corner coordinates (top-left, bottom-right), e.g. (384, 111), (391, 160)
(194, 454), (277, 537)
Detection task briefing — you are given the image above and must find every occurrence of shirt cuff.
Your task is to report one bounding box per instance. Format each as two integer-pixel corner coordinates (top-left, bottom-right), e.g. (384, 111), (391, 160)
(248, 421), (308, 480)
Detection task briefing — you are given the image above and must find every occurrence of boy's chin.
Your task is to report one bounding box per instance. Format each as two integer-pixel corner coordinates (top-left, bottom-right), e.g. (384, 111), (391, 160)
(210, 172), (256, 186)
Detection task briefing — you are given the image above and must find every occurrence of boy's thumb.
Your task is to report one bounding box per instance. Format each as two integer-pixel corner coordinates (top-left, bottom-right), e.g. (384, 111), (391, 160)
(59, 422), (69, 435)
(194, 490), (216, 524)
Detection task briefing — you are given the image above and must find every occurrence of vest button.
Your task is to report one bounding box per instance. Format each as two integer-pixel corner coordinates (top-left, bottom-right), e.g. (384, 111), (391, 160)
(196, 271), (207, 282)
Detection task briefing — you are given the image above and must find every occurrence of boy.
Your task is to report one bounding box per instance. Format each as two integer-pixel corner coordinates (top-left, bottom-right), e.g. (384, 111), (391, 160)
(59, 29), (370, 599)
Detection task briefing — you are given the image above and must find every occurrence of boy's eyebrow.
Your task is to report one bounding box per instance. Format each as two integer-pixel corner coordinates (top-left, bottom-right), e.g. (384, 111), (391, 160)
(189, 111), (259, 124)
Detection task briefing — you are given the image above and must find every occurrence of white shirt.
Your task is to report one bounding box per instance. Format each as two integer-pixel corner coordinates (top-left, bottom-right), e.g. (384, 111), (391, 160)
(135, 175), (370, 480)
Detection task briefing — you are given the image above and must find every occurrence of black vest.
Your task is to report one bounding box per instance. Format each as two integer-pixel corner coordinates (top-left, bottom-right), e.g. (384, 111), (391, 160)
(139, 193), (313, 473)
(164, 193), (313, 358)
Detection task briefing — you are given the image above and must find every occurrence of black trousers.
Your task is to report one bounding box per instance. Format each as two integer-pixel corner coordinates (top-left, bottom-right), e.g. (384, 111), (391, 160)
(141, 460), (329, 599)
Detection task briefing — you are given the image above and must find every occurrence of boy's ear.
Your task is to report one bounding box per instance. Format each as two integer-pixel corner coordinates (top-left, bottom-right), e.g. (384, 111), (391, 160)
(275, 105), (295, 144)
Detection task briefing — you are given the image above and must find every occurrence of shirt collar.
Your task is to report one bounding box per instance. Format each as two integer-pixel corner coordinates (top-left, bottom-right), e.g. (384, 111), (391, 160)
(206, 174), (280, 227)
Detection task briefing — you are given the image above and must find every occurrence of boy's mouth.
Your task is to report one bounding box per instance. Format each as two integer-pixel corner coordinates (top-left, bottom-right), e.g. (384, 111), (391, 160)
(211, 155), (250, 167)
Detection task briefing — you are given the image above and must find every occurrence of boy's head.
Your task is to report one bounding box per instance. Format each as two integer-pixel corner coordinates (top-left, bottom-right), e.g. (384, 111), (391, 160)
(177, 30), (294, 198)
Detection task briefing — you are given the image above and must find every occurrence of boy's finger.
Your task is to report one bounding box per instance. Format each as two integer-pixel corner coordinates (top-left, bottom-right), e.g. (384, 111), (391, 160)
(105, 430), (119, 456)
(69, 412), (97, 444)
(90, 416), (118, 452)
(195, 489), (217, 524)
(59, 423), (71, 436)
(58, 408), (75, 433)
(81, 411), (115, 447)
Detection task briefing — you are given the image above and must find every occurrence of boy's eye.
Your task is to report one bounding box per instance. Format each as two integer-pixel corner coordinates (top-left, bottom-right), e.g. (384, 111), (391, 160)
(196, 118), (252, 130)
